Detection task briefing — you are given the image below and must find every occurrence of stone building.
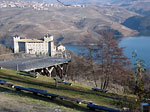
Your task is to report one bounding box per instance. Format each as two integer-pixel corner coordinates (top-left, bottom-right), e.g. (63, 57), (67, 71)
(13, 34), (65, 57)
(57, 44), (66, 52)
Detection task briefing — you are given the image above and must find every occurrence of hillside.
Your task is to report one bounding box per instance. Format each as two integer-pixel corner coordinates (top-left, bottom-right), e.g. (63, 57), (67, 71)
(30, 0), (150, 5)
(0, 68), (131, 112)
(0, 4), (138, 46)
(0, 93), (67, 112)
(122, 15), (150, 36)
(1, 0), (150, 46)
(120, 1), (150, 15)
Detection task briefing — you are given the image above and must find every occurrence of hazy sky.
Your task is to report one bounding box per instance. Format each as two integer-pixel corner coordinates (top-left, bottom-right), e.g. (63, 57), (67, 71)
(43, 0), (123, 4)
(44, 0), (87, 4)
(24, 0), (137, 4)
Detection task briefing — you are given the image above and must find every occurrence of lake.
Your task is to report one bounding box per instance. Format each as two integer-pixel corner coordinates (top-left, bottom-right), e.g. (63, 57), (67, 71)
(66, 36), (150, 68)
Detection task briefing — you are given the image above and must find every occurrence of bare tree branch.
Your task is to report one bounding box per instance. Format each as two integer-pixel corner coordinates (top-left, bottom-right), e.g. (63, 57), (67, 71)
(56, 0), (71, 6)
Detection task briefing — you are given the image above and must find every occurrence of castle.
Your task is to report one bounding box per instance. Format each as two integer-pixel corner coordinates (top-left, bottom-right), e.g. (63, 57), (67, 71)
(13, 34), (66, 57)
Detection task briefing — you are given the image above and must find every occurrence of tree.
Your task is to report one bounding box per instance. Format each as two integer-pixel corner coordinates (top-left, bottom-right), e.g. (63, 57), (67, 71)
(132, 51), (145, 100)
(95, 33), (130, 89)
(79, 34), (99, 87)
(80, 32), (130, 89)
(85, 45), (99, 87)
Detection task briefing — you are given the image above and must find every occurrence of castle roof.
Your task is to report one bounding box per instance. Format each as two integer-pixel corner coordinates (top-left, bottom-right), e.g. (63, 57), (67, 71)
(18, 39), (43, 42)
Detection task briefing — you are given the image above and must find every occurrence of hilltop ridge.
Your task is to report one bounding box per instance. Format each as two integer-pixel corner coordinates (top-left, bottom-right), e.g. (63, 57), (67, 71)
(0, 0), (150, 46)
(0, 1), (138, 46)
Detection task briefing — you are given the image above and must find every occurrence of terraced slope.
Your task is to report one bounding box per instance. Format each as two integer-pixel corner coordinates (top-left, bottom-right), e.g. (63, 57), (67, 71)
(0, 68), (130, 112)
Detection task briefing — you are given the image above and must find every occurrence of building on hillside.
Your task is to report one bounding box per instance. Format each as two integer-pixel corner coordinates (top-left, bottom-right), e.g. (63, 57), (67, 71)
(57, 44), (66, 52)
(13, 34), (66, 57)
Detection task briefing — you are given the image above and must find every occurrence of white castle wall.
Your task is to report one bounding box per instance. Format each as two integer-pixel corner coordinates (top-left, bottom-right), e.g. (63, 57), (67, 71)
(13, 34), (59, 57)
(13, 35), (20, 53)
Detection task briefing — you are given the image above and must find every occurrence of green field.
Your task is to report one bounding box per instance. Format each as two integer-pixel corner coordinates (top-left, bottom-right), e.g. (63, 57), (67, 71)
(0, 68), (132, 112)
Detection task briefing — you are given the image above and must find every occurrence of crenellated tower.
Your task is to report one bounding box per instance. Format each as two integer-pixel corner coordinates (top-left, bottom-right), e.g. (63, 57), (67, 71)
(44, 34), (56, 56)
(13, 35), (20, 53)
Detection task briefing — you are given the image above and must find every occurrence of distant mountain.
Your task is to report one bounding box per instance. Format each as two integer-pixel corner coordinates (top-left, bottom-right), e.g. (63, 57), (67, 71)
(43, 0), (149, 5)
(1, 0), (150, 6)
(0, 5), (137, 46)
(118, 0), (150, 36)
(42, 0), (138, 5)
(122, 15), (150, 36)
(0, 0), (142, 4)
(2, 0), (150, 46)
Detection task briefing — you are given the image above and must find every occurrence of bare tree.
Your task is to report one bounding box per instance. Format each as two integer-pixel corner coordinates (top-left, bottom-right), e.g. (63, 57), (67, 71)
(96, 33), (130, 89)
(85, 35), (99, 87)
(85, 45), (98, 87)
(76, 32), (130, 89)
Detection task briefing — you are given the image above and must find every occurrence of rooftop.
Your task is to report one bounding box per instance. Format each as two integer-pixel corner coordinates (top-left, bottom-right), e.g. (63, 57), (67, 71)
(18, 39), (44, 43)
(0, 57), (71, 72)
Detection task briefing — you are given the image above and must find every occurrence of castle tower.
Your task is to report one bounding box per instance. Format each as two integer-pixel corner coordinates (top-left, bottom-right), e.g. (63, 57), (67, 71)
(13, 35), (20, 53)
(44, 34), (56, 56)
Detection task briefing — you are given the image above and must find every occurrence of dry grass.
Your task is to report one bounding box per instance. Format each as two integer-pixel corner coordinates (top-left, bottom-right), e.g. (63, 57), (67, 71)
(0, 68), (134, 112)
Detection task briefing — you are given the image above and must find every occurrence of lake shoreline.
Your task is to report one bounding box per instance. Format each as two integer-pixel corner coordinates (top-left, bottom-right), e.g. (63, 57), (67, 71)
(66, 36), (150, 68)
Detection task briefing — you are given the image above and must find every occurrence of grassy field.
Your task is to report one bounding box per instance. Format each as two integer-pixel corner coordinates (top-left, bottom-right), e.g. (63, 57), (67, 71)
(0, 68), (132, 112)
